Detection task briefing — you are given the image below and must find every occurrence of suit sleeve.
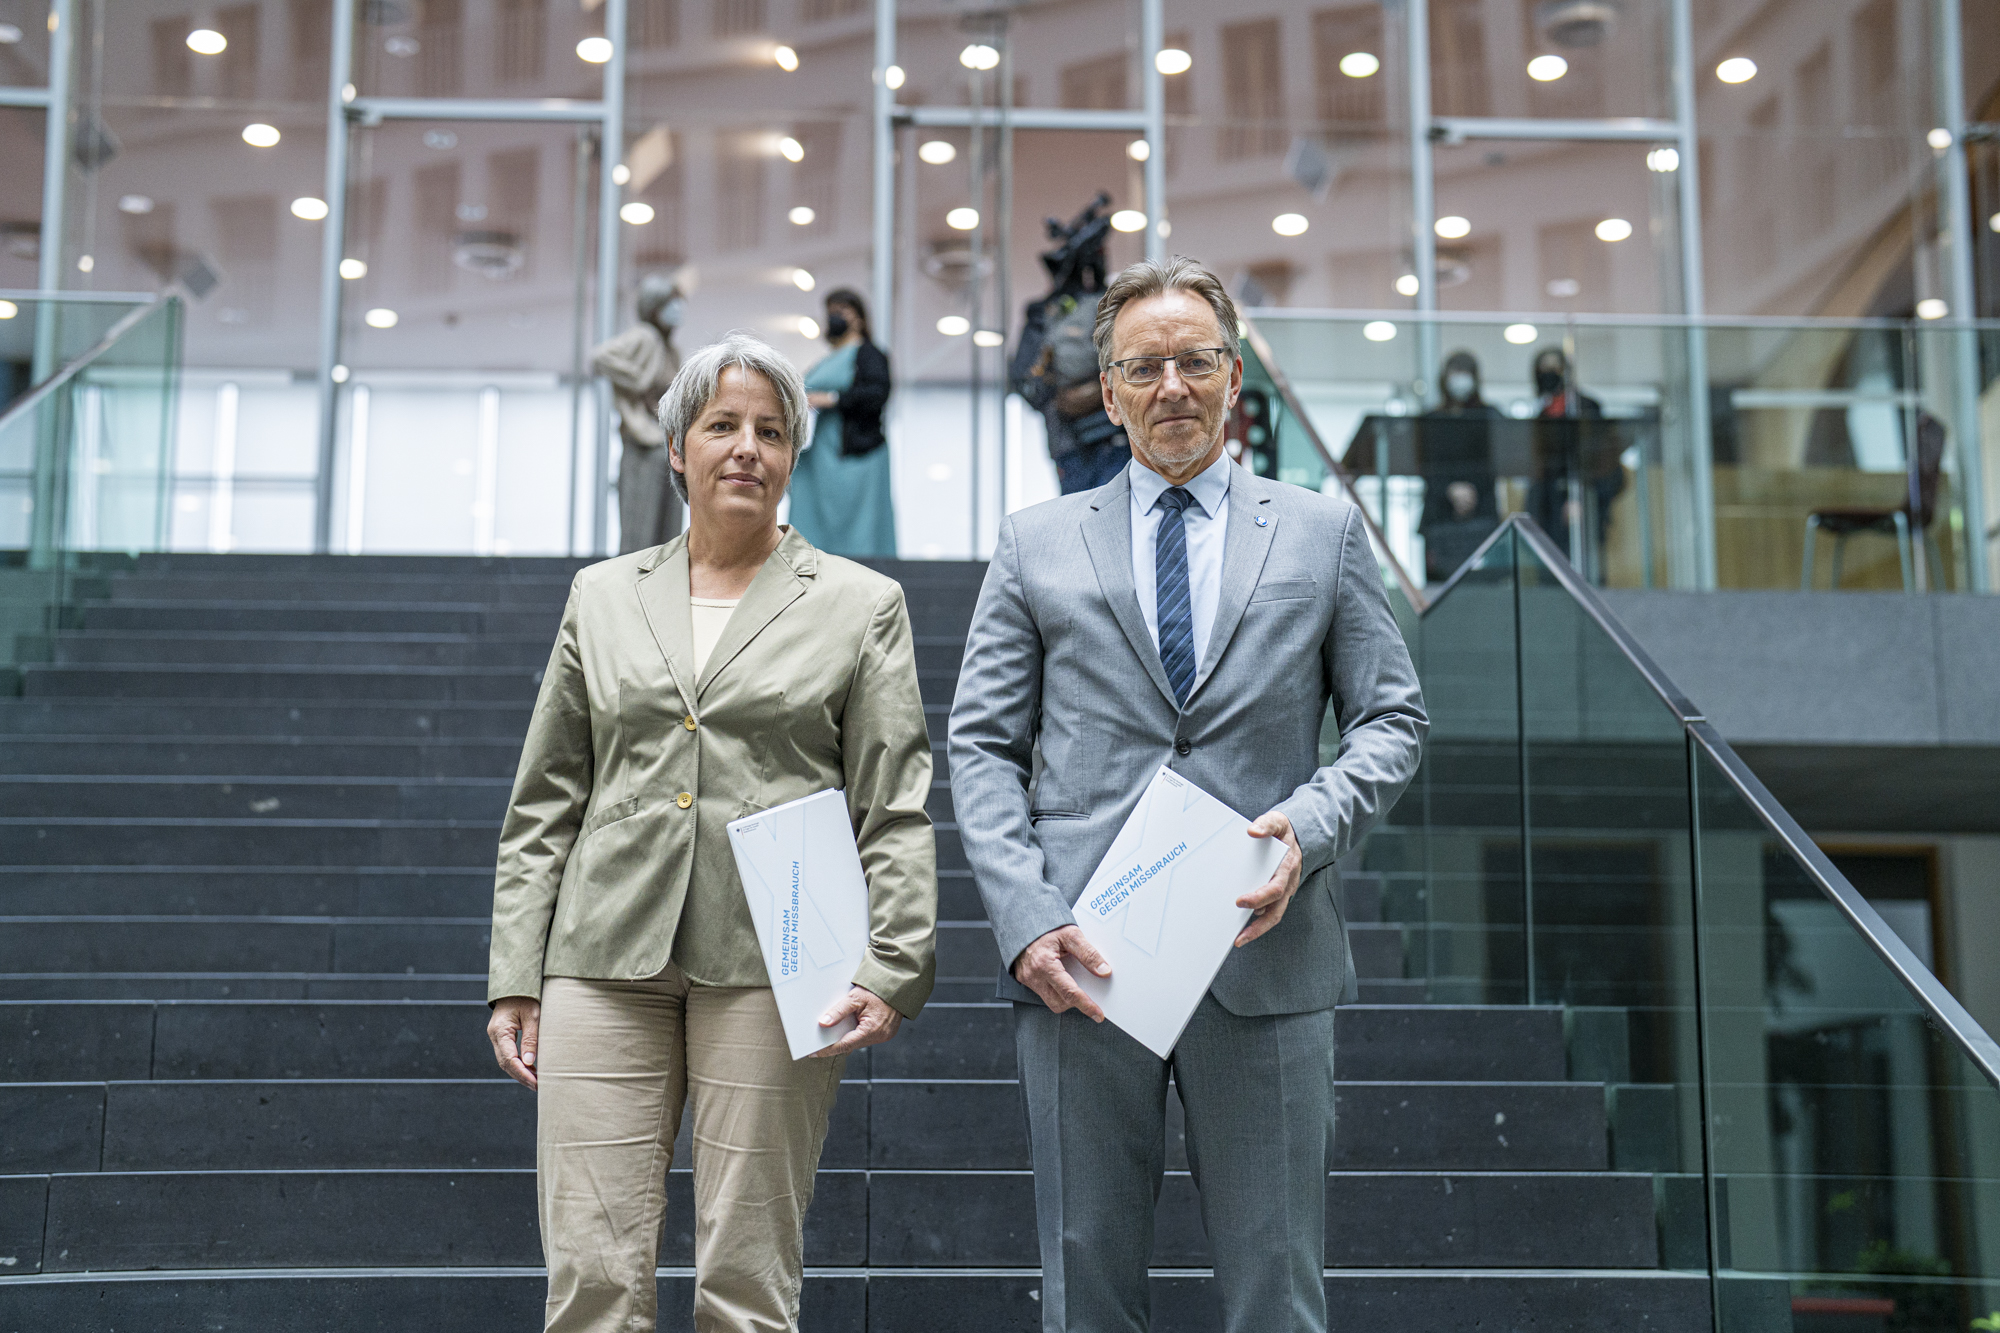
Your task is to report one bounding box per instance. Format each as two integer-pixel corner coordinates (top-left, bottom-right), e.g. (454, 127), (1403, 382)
(947, 517), (1078, 970)
(1275, 506), (1428, 877)
(487, 575), (594, 1002)
(842, 582), (939, 1018)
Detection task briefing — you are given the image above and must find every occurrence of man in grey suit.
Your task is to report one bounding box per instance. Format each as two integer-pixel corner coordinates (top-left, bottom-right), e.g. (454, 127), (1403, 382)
(948, 255), (1426, 1332)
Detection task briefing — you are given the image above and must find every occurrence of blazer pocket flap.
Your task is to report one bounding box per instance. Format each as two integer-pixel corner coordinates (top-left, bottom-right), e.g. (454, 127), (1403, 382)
(580, 795), (644, 839)
(1250, 578), (1318, 602)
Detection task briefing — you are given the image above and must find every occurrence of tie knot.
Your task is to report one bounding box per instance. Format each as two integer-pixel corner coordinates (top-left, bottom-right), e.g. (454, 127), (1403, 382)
(1156, 486), (1196, 516)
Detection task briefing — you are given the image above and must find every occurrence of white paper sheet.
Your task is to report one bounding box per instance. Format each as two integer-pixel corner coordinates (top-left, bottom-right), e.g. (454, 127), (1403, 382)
(1062, 766), (1287, 1058)
(726, 789), (869, 1060)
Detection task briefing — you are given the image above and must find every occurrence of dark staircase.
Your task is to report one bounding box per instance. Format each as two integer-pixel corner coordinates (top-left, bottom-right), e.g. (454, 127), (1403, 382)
(0, 553), (1709, 1330)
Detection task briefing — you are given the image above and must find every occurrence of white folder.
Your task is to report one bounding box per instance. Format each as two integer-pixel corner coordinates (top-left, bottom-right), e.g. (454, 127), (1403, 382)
(1062, 766), (1287, 1058)
(726, 789), (870, 1060)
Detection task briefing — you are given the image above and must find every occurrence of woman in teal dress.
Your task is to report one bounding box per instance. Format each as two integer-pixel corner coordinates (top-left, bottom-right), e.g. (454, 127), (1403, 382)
(790, 289), (897, 557)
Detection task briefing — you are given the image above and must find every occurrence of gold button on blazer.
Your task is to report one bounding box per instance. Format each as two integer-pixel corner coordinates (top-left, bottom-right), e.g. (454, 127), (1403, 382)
(488, 528), (939, 1017)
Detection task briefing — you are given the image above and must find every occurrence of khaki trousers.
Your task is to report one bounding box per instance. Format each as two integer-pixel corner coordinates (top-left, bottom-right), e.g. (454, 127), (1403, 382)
(537, 970), (845, 1333)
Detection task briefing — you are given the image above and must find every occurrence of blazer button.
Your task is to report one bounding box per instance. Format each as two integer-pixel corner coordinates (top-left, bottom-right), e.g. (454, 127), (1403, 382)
(683, 715), (697, 731)
(1174, 738), (1192, 756)
(676, 792), (693, 809)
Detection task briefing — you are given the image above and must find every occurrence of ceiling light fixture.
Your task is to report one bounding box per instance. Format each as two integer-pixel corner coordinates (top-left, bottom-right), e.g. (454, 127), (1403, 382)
(291, 196), (329, 220)
(798, 315), (821, 339)
(1646, 146), (1679, 172)
(1927, 127), (1953, 150)
(1527, 54), (1568, 81)
(619, 202), (655, 225)
(242, 123), (281, 147)
(918, 140), (956, 164)
(1362, 321), (1396, 342)
(1715, 57), (1756, 83)
(1595, 217), (1633, 241)
(117, 194), (155, 214)
(0, 300), (17, 319)
(340, 258), (367, 279)
(186, 28), (227, 54)
(364, 308), (398, 329)
(575, 36), (613, 63)
(884, 64), (905, 90)
(1126, 139), (1150, 162)
(1504, 323), (1538, 344)
(937, 315), (971, 336)
(774, 45), (799, 71)
(1339, 52), (1379, 78)
(1271, 213), (1308, 236)
(1434, 215), (1471, 239)
(1110, 210), (1147, 233)
(959, 44), (999, 71)
(778, 136), (804, 162)
(946, 207), (979, 230)
(611, 164), (630, 185)
(1155, 48), (1191, 75)
(1916, 298), (1948, 320)
(1394, 274), (1420, 297)
(792, 268), (815, 291)
(789, 206), (816, 226)
(973, 330), (1005, 347)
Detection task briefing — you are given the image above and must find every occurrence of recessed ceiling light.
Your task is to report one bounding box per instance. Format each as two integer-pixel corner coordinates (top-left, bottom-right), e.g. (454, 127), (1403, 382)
(242, 123), (281, 147)
(1646, 147), (1679, 172)
(0, 23), (23, 43)
(576, 37), (612, 64)
(364, 308), (398, 329)
(77, 255), (94, 273)
(973, 330), (1005, 348)
(884, 64), (905, 90)
(1715, 57), (1756, 83)
(1155, 49), (1191, 75)
(1595, 217), (1633, 242)
(918, 140), (956, 165)
(1339, 52), (1379, 79)
(0, 300), (17, 319)
(1527, 54), (1567, 81)
(937, 315), (970, 336)
(1434, 215), (1470, 239)
(1504, 323), (1538, 345)
(1271, 213), (1308, 236)
(331, 364), (349, 383)
(1916, 298), (1948, 320)
(1926, 127), (1953, 150)
(1394, 274), (1420, 297)
(792, 268), (815, 291)
(774, 45), (799, 71)
(611, 164), (630, 185)
(619, 202), (655, 225)
(290, 196), (329, 220)
(1362, 321), (1396, 342)
(946, 207), (979, 231)
(789, 206), (816, 226)
(798, 315), (821, 338)
(778, 136), (804, 162)
(1127, 139), (1150, 162)
(340, 258), (367, 279)
(118, 194), (155, 214)
(1110, 210), (1147, 233)
(959, 44), (999, 71)
(186, 28), (227, 54)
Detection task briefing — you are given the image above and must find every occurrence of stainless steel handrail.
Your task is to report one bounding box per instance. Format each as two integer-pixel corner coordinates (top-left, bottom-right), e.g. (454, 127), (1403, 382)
(0, 298), (169, 437)
(1429, 510), (2000, 1091)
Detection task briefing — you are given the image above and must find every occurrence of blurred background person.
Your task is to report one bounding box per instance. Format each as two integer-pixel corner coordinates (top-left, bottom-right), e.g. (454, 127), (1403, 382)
(1010, 194), (1129, 494)
(1418, 350), (1502, 582)
(1528, 346), (1623, 571)
(792, 288), (897, 557)
(592, 270), (688, 553)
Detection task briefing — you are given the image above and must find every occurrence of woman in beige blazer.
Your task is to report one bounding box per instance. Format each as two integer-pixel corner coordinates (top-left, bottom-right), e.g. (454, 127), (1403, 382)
(486, 332), (937, 1333)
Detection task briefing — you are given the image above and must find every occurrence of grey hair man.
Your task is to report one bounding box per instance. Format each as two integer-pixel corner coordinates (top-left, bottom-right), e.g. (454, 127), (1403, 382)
(948, 255), (1427, 1331)
(592, 269), (691, 553)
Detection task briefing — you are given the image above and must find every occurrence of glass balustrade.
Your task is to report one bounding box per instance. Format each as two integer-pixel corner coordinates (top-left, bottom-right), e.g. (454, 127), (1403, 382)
(1242, 312), (1999, 595)
(1363, 512), (2000, 1330)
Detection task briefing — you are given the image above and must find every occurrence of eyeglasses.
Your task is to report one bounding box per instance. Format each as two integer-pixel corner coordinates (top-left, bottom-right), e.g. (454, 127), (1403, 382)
(1109, 347), (1231, 386)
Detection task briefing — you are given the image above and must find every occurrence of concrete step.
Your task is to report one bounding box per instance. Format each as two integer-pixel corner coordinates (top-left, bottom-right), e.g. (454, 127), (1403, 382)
(48, 632), (555, 669)
(0, 1269), (1714, 1333)
(78, 600), (567, 635)
(103, 576), (579, 605)
(0, 737), (524, 778)
(0, 974), (489, 1001)
(0, 699), (536, 738)
(0, 867), (495, 916)
(0, 777), (511, 821)
(5, 1165), (1659, 1272)
(2, 1002), (1571, 1086)
(0, 818), (968, 871)
(0, 918), (492, 975)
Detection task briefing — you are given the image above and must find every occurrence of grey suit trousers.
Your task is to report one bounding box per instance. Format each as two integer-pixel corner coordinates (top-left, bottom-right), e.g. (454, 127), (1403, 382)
(1015, 996), (1338, 1333)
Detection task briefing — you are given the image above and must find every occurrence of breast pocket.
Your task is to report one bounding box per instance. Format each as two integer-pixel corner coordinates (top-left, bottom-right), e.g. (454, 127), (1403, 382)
(1249, 577), (1318, 603)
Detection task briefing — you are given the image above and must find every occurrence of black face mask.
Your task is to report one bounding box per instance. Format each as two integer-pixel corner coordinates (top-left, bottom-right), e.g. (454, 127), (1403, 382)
(825, 313), (851, 341)
(1536, 368), (1564, 396)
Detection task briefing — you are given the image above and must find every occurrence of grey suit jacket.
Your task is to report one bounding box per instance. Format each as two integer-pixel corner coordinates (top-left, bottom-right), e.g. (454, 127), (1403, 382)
(948, 465), (1426, 1016)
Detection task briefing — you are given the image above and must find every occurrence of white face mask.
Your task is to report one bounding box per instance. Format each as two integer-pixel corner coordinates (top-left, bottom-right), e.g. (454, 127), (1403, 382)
(1444, 371), (1476, 402)
(656, 296), (687, 329)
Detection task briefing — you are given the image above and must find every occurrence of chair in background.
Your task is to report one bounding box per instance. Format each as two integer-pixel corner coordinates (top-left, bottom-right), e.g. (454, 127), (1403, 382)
(1802, 412), (1947, 591)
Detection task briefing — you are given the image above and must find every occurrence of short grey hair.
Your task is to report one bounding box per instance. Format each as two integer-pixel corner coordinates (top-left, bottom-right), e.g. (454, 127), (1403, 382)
(1092, 255), (1242, 371)
(658, 332), (810, 500)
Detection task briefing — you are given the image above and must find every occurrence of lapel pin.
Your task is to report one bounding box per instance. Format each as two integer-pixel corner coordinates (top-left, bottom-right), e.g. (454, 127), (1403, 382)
(1254, 514), (1270, 527)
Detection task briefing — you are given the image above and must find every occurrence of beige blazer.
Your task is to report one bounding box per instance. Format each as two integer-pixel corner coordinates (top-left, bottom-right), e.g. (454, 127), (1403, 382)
(488, 528), (938, 1017)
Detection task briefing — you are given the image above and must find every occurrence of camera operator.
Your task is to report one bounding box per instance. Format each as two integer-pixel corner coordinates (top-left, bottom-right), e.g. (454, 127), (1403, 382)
(1010, 194), (1131, 494)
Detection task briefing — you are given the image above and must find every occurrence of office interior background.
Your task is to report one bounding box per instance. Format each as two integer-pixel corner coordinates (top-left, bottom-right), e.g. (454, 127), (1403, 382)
(3, 1), (2000, 1329)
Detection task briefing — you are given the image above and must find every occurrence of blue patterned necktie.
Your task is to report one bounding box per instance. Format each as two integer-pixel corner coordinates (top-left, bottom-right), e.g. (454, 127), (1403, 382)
(1154, 486), (1198, 707)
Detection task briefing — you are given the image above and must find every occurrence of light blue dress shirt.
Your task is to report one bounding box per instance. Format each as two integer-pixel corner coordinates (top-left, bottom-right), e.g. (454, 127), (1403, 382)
(1130, 451), (1232, 672)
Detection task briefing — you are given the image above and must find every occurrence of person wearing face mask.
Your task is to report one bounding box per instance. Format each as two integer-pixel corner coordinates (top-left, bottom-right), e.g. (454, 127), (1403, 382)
(1418, 350), (1503, 582)
(1527, 346), (1623, 570)
(790, 288), (897, 556)
(591, 270), (689, 553)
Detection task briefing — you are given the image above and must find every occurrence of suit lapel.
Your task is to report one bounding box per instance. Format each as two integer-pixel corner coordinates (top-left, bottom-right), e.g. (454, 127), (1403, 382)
(1189, 479), (1278, 699)
(1079, 470), (1179, 711)
(694, 527), (813, 698)
(633, 538), (699, 709)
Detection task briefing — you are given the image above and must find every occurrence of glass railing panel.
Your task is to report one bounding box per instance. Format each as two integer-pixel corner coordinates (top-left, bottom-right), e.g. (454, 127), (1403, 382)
(1512, 527), (1712, 1271)
(1691, 740), (2000, 1330)
(0, 294), (150, 406)
(1401, 530), (1523, 1005)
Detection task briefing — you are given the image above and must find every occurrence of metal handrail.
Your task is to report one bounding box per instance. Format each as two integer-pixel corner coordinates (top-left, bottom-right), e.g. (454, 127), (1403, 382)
(0, 298), (167, 437)
(1427, 510), (2000, 1091)
(1238, 314), (1429, 613)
